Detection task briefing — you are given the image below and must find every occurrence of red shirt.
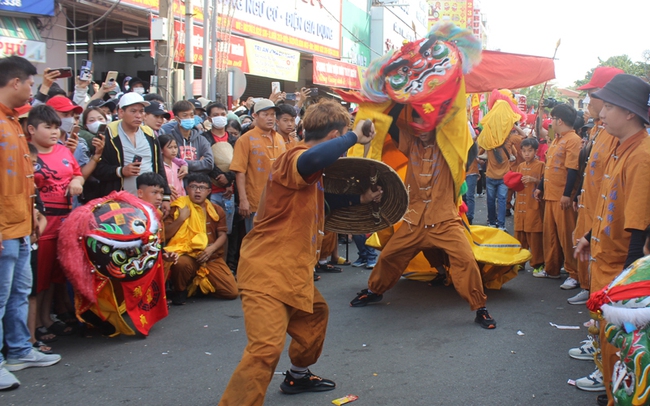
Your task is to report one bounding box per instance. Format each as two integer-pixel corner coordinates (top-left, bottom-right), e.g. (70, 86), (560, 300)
(34, 144), (82, 238)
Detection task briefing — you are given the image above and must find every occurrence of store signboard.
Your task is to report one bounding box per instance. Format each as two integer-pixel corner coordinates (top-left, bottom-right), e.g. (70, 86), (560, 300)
(0, 0), (54, 16)
(341, 0), (370, 67)
(174, 25), (299, 82)
(173, 20), (205, 64)
(0, 36), (45, 63)
(244, 37), (300, 82)
(119, 0), (205, 22)
(312, 55), (363, 90)
(427, 0), (473, 30)
(225, 0), (342, 58)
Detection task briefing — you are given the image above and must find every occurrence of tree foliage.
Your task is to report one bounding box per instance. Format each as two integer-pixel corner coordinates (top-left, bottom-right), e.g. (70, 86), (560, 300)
(517, 84), (559, 108)
(573, 54), (650, 89)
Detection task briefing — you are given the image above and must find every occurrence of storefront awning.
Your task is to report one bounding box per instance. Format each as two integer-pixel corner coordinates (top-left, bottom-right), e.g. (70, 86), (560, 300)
(0, 16), (46, 63)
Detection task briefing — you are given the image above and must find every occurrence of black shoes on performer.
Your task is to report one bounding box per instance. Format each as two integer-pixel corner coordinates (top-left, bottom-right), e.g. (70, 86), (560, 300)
(280, 370), (336, 394)
(351, 290), (496, 330)
(475, 307), (497, 329)
(350, 289), (383, 307)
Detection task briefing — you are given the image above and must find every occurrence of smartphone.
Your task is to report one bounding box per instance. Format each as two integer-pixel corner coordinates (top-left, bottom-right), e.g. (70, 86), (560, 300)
(285, 93), (297, 101)
(271, 81), (281, 94)
(105, 70), (118, 84)
(310, 88), (319, 96)
(50, 67), (73, 78)
(95, 123), (107, 138)
(133, 155), (143, 163)
(79, 60), (93, 81)
(71, 125), (80, 137)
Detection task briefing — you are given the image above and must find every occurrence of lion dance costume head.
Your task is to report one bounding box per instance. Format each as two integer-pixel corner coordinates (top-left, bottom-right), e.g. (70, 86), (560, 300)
(361, 22), (481, 132)
(587, 256), (650, 405)
(58, 191), (168, 336)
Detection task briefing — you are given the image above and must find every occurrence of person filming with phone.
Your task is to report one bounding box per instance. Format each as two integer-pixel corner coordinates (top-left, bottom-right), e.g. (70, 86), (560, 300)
(92, 92), (172, 215)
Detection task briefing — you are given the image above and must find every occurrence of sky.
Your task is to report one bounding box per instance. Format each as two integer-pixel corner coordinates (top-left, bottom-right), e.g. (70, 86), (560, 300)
(480, 0), (650, 87)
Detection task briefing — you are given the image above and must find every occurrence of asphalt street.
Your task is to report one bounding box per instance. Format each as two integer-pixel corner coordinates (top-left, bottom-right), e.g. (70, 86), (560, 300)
(1, 196), (601, 406)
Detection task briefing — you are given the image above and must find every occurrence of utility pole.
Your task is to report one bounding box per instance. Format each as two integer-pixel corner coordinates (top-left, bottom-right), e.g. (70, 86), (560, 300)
(155, 0), (174, 107)
(184, 0), (194, 99)
(209, 0), (217, 101)
(201, 0), (210, 97)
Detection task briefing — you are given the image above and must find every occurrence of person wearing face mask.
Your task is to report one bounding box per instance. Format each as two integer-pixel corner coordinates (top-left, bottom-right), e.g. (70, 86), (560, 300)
(128, 77), (146, 95)
(160, 99), (214, 179)
(202, 102), (236, 233)
(44, 95), (90, 169)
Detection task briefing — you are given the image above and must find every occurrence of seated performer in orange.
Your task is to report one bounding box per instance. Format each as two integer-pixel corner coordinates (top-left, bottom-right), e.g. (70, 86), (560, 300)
(164, 173), (238, 305)
(350, 107), (496, 329)
(219, 101), (379, 405)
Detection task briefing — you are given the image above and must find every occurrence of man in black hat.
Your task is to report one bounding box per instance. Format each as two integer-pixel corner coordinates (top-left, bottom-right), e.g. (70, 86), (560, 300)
(144, 100), (171, 136)
(574, 73), (650, 406)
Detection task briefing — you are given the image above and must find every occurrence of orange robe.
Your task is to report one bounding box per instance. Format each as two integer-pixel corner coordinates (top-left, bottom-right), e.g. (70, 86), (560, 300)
(367, 127), (487, 310)
(589, 130), (650, 405)
(220, 145), (329, 406)
(573, 124), (617, 289)
(514, 160), (545, 267)
(229, 126), (286, 213)
(541, 130), (581, 277)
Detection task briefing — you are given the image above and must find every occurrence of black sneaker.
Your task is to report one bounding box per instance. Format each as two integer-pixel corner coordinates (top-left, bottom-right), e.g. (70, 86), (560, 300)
(315, 263), (342, 273)
(280, 370), (336, 394)
(596, 394), (607, 406)
(350, 289), (383, 307)
(475, 308), (496, 329)
(171, 290), (187, 306)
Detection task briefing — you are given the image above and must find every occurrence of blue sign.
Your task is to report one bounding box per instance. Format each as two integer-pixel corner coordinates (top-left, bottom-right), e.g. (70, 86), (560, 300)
(0, 0), (55, 17)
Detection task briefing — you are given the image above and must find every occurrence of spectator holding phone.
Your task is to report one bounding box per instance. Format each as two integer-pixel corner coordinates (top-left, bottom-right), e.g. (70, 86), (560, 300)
(93, 92), (172, 214)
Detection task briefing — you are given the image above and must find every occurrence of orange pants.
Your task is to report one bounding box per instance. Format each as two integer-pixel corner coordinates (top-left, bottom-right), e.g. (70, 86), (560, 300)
(319, 231), (338, 261)
(577, 257), (590, 290)
(170, 255), (238, 300)
(515, 231), (544, 268)
(600, 321), (619, 406)
(368, 217), (487, 310)
(219, 288), (329, 406)
(542, 201), (578, 278)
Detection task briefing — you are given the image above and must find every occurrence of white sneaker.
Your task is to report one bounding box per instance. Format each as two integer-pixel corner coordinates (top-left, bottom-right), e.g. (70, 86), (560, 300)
(0, 363), (20, 391)
(568, 339), (597, 361)
(5, 349), (61, 372)
(532, 269), (561, 279)
(568, 289), (590, 305)
(560, 277), (579, 290)
(575, 368), (605, 392)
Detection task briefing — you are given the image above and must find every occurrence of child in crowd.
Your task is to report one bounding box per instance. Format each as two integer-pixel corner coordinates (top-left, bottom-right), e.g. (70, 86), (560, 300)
(158, 133), (186, 201)
(514, 138), (545, 273)
(27, 105), (84, 342)
(136, 172), (178, 280)
(27, 144), (52, 353)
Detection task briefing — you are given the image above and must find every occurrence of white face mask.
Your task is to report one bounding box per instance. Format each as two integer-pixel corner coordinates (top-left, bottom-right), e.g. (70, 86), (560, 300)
(87, 120), (105, 134)
(106, 115), (113, 123)
(212, 116), (228, 129)
(133, 87), (145, 95)
(60, 116), (75, 134)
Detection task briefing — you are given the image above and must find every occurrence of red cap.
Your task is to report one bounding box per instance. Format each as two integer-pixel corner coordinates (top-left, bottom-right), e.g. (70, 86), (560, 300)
(576, 66), (625, 91)
(504, 171), (525, 192)
(46, 96), (83, 114)
(542, 118), (552, 130)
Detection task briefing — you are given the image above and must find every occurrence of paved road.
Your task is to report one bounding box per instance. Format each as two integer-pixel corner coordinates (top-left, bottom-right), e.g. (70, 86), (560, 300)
(1, 196), (600, 406)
